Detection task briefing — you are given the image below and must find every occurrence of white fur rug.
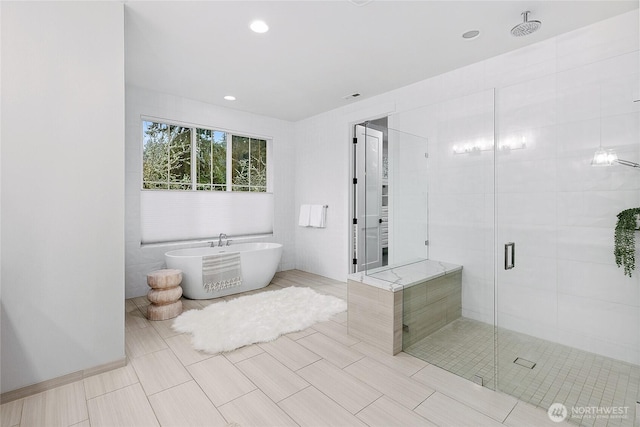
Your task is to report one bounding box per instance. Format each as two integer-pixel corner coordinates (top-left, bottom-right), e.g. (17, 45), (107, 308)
(172, 286), (347, 354)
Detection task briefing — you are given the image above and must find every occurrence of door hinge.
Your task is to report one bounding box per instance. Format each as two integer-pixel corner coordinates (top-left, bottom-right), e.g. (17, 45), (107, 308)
(425, 240), (429, 246)
(353, 137), (358, 144)
(352, 218), (358, 225)
(352, 258), (358, 265)
(353, 178), (357, 184)
(425, 153), (429, 158)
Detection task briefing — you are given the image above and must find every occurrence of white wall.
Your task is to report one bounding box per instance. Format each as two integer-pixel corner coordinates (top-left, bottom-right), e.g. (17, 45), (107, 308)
(125, 86), (296, 298)
(494, 11), (640, 363)
(1, 2), (125, 393)
(293, 111), (350, 280)
(405, 90), (496, 325)
(293, 101), (397, 281)
(294, 10), (639, 363)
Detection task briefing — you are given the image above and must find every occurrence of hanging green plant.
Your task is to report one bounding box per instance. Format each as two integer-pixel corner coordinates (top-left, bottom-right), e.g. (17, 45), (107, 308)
(614, 207), (640, 277)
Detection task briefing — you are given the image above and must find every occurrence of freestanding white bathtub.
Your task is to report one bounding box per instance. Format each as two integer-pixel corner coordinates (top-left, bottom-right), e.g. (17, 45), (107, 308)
(165, 242), (283, 299)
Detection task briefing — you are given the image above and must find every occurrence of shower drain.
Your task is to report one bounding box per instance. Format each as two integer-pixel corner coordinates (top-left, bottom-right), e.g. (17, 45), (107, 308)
(513, 357), (536, 369)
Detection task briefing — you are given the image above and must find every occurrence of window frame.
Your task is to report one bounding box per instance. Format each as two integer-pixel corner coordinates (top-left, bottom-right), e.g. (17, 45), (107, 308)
(141, 116), (273, 193)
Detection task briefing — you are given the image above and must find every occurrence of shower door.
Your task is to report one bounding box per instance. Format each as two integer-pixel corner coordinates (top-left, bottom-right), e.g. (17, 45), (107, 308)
(495, 73), (640, 426)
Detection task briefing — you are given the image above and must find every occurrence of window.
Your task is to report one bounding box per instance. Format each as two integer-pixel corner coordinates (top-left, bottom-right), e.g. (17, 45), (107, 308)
(231, 135), (267, 192)
(143, 120), (268, 192)
(142, 122), (192, 190)
(196, 129), (226, 191)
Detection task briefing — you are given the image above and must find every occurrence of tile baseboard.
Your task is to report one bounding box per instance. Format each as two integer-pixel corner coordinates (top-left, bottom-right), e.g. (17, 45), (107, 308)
(0, 357), (127, 404)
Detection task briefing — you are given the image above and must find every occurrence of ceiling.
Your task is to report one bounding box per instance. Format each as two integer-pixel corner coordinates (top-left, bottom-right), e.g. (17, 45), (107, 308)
(124, 1), (638, 122)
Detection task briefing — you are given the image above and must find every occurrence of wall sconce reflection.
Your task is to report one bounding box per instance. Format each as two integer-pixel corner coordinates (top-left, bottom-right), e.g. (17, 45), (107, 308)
(591, 148), (640, 169)
(453, 136), (527, 155)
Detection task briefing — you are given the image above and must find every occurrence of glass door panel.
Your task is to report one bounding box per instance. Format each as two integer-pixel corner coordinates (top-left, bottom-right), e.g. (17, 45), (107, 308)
(495, 72), (640, 426)
(397, 89), (498, 390)
(355, 122), (430, 277)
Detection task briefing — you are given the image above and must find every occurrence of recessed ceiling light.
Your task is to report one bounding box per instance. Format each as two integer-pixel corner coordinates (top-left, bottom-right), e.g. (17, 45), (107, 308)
(250, 20), (269, 34)
(462, 30), (480, 40)
(224, 95), (236, 101)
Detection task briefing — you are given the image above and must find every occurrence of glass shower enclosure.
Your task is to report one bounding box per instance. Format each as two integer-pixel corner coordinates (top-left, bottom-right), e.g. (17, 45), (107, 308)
(353, 121), (429, 274)
(493, 73), (640, 426)
(355, 81), (639, 425)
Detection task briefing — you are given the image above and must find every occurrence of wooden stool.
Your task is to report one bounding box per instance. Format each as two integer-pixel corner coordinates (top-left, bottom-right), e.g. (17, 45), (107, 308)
(146, 269), (183, 321)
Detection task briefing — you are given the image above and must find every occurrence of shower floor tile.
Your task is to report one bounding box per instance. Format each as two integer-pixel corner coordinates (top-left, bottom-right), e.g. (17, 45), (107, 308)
(404, 318), (640, 427)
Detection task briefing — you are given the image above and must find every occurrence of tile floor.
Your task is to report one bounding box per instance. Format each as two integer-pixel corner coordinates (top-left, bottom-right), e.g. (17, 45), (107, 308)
(405, 318), (640, 427)
(1, 270), (563, 427)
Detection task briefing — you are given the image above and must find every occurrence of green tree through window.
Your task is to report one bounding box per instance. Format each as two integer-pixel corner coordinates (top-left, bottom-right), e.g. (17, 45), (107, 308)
(143, 120), (267, 192)
(196, 129), (227, 191)
(143, 122), (191, 189)
(232, 136), (267, 192)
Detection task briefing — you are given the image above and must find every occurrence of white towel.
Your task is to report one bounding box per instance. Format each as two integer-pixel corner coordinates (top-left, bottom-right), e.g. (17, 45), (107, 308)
(299, 204), (311, 227)
(202, 253), (242, 293)
(309, 205), (326, 228)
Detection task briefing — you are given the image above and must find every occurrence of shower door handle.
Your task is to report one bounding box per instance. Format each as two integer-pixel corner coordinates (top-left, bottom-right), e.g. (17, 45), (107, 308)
(504, 242), (515, 270)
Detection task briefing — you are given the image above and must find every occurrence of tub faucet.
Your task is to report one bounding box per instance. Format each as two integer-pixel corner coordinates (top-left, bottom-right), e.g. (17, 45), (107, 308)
(218, 233), (227, 247)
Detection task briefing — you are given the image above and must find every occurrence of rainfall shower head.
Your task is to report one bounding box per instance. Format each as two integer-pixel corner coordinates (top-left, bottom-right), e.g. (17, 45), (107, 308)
(511, 11), (541, 37)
